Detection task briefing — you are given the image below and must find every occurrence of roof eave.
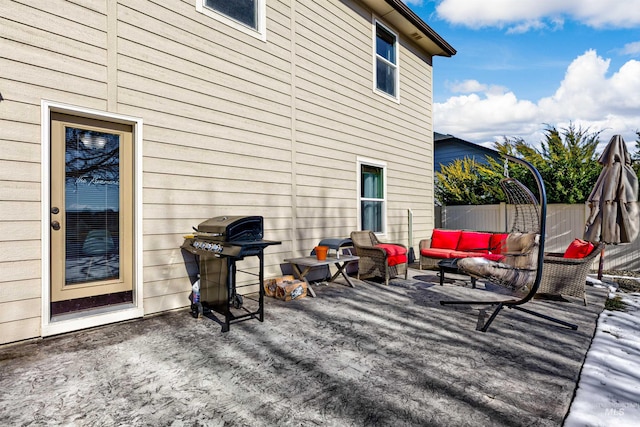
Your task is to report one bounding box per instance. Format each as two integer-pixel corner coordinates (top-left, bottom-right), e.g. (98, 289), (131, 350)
(360, 0), (456, 57)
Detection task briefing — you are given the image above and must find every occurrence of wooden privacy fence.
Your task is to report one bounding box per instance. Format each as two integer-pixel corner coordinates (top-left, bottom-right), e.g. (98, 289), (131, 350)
(437, 203), (640, 272)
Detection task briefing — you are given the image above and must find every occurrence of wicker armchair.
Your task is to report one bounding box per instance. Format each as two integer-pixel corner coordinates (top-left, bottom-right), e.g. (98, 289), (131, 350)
(538, 242), (603, 305)
(350, 231), (408, 286)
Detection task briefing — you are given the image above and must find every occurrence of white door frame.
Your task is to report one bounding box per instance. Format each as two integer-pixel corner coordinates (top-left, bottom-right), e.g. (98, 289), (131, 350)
(41, 100), (144, 337)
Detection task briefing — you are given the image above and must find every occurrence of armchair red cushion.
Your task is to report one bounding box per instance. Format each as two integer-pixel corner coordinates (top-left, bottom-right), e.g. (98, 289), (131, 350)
(564, 239), (596, 259)
(376, 244), (408, 266)
(431, 229), (462, 250)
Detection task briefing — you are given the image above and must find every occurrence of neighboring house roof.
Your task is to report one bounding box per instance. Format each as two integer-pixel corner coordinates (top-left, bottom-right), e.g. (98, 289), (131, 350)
(362, 0), (456, 57)
(434, 132), (502, 173)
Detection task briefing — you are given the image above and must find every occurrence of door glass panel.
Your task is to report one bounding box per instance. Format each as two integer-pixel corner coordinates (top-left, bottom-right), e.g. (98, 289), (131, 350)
(64, 127), (120, 284)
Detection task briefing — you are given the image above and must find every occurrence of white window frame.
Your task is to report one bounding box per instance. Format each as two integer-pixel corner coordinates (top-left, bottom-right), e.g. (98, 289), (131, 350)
(357, 157), (388, 235)
(372, 19), (400, 102)
(196, 0), (266, 42)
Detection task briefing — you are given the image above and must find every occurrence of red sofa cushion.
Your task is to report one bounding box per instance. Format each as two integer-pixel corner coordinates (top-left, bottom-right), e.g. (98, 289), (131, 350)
(564, 239), (596, 259)
(376, 244), (408, 266)
(456, 231), (492, 253)
(420, 248), (455, 259)
(430, 229), (462, 250)
(450, 250), (487, 259)
(489, 233), (509, 254)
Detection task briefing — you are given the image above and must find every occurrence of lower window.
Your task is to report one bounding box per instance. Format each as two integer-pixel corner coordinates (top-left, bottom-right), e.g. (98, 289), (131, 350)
(359, 159), (387, 233)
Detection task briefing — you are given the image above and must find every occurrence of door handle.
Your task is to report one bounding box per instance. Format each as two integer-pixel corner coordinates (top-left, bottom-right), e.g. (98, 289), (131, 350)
(51, 221), (61, 231)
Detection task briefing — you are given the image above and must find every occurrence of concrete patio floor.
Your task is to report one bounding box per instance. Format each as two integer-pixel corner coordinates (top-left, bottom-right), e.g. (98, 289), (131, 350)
(0, 268), (607, 426)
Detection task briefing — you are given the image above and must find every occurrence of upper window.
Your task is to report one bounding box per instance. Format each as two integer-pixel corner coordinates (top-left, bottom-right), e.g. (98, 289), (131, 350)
(196, 0), (266, 41)
(374, 21), (399, 100)
(358, 159), (387, 234)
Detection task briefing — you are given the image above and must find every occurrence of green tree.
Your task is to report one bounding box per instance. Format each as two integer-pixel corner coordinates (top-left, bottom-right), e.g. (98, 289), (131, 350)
(435, 123), (603, 205)
(491, 124), (603, 203)
(632, 130), (640, 182)
(435, 157), (502, 205)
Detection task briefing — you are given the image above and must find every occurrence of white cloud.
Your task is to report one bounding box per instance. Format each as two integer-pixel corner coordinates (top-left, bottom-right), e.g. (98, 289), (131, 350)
(435, 50), (640, 150)
(505, 20), (548, 34)
(436, 0), (640, 30)
(620, 41), (640, 56)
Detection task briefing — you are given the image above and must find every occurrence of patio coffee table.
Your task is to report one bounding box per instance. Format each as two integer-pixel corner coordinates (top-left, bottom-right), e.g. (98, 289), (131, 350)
(438, 258), (476, 288)
(283, 254), (359, 297)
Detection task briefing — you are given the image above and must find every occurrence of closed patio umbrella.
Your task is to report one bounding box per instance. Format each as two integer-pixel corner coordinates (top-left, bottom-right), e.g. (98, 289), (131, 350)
(584, 134), (640, 278)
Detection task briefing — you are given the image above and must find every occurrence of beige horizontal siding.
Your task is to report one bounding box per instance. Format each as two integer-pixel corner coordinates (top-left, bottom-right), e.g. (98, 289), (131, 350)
(2, 38), (105, 83)
(0, 0), (442, 343)
(143, 140), (291, 170)
(0, 279), (41, 304)
(0, 260), (40, 283)
(143, 205), (293, 224)
(0, 202), (41, 221)
(0, 16), (104, 65)
(1, 2), (106, 48)
(143, 191), (292, 213)
(0, 318), (41, 344)
(144, 173), (292, 195)
(0, 182), (40, 203)
(0, 119), (41, 146)
(291, 0), (434, 246)
(0, 222), (40, 242)
(2, 80), (107, 112)
(118, 5), (291, 81)
(0, 298), (40, 323)
(143, 292), (189, 315)
(0, 162), (40, 185)
(0, 241), (40, 263)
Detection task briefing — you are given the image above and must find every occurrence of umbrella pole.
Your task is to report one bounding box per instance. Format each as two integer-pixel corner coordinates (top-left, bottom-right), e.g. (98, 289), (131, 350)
(597, 247), (606, 280)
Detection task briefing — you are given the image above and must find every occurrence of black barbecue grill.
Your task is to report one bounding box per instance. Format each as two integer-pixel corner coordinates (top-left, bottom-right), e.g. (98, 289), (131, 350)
(181, 215), (280, 332)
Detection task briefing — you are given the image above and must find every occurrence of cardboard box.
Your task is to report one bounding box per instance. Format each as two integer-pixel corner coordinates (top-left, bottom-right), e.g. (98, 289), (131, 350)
(264, 275), (295, 297)
(275, 279), (307, 301)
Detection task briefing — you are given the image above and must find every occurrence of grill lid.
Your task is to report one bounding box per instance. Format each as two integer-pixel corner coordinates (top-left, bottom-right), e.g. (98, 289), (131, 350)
(197, 215), (263, 242)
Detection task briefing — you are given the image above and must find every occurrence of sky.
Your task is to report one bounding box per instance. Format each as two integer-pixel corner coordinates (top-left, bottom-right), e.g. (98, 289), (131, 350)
(403, 0), (640, 153)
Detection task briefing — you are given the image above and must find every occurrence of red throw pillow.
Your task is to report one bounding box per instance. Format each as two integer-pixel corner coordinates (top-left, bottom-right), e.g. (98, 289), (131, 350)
(489, 233), (509, 254)
(563, 239), (596, 259)
(430, 229), (462, 250)
(457, 231), (492, 253)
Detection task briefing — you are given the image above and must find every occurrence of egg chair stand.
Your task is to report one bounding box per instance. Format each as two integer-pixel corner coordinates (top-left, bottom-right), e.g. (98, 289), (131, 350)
(439, 155), (579, 333)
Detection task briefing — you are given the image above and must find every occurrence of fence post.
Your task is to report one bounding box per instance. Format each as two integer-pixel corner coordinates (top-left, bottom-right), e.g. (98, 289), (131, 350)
(499, 202), (507, 232)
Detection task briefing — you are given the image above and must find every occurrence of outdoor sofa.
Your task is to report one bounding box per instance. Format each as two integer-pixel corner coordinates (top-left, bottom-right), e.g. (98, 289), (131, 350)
(419, 229), (508, 270)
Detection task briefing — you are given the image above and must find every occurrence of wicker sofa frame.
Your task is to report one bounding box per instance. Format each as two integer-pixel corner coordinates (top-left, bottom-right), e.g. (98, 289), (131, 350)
(350, 231), (408, 286)
(539, 242), (604, 305)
